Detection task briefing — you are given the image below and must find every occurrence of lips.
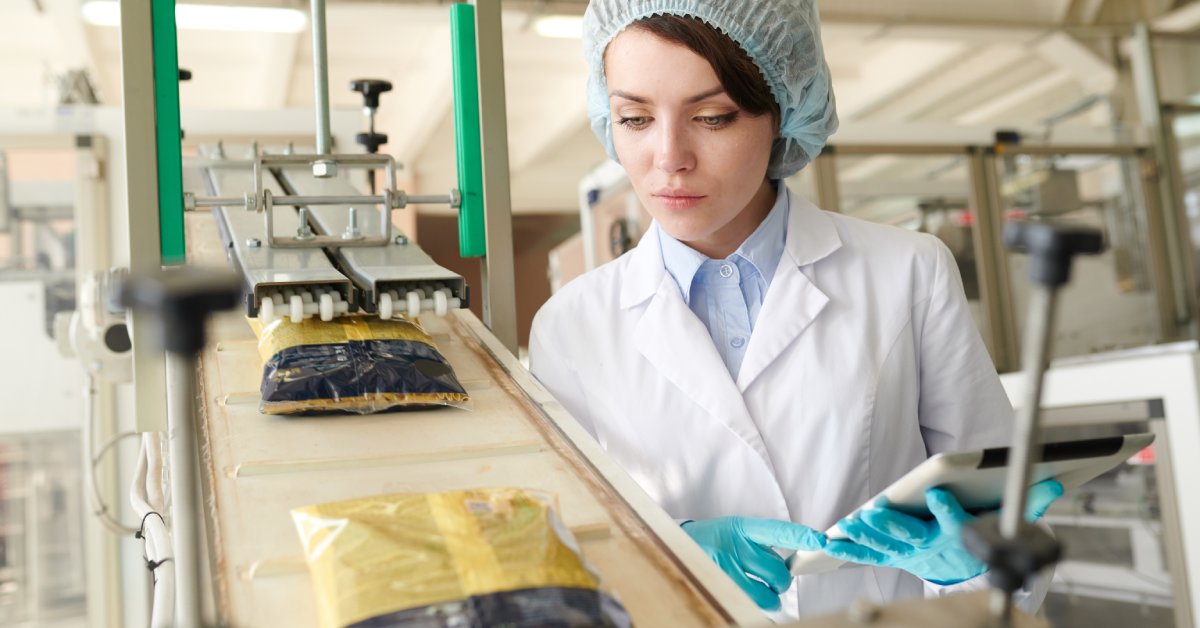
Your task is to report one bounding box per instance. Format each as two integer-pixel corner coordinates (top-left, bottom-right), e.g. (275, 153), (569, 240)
(652, 188), (706, 211)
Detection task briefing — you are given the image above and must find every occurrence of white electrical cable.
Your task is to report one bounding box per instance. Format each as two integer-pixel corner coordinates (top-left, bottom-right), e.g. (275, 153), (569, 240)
(130, 433), (175, 628)
(82, 374), (139, 535)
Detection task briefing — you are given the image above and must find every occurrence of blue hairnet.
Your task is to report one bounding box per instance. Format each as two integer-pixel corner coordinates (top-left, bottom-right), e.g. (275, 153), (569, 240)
(583, 0), (838, 179)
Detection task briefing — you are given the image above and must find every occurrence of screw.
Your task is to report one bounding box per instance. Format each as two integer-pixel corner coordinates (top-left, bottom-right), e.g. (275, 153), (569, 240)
(245, 238), (261, 248)
(296, 208), (315, 240)
(342, 207), (363, 240)
(394, 234), (409, 245)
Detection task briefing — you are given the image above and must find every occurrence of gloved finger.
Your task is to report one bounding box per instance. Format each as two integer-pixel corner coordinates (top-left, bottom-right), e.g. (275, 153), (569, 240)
(719, 555), (781, 611)
(1025, 479), (1065, 521)
(822, 539), (890, 566)
(737, 538), (793, 594)
(739, 518), (827, 551)
(926, 488), (972, 530)
(837, 516), (915, 557)
(858, 508), (934, 546)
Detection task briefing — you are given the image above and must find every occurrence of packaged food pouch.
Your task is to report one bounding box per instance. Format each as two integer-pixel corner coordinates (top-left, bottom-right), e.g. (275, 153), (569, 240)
(291, 488), (632, 627)
(250, 315), (469, 415)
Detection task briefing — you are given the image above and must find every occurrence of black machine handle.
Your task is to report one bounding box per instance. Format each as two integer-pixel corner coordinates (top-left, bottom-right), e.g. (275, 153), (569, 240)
(1003, 221), (1104, 287)
(349, 78), (393, 110)
(118, 269), (241, 355)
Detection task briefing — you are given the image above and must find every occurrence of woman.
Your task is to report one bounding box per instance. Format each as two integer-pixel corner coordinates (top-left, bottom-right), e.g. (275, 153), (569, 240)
(529, 0), (1059, 619)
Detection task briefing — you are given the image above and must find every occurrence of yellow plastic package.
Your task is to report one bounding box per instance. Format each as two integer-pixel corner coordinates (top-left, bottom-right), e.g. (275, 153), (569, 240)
(249, 315), (469, 416)
(291, 488), (631, 627)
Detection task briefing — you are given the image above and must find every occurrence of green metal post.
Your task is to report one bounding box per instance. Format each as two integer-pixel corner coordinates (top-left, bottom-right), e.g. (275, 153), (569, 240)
(151, 0), (186, 265)
(450, 3), (487, 258)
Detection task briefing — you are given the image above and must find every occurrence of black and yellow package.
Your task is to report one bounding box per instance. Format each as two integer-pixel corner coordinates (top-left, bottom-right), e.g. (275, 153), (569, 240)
(250, 316), (469, 415)
(291, 488), (632, 628)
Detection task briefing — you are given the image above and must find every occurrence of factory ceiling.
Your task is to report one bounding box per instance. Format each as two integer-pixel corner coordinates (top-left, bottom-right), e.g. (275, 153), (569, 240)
(1, 0), (1199, 215)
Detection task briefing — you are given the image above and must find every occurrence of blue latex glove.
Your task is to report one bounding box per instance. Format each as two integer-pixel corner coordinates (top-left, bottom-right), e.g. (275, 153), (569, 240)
(682, 517), (827, 611)
(823, 479), (1064, 586)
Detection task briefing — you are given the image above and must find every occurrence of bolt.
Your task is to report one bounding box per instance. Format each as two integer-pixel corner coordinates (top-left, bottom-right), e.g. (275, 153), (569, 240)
(244, 192), (257, 212)
(342, 207), (363, 240)
(394, 234), (409, 245)
(312, 160), (338, 178)
(296, 208), (315, 240)
(245, 238), (261, 248)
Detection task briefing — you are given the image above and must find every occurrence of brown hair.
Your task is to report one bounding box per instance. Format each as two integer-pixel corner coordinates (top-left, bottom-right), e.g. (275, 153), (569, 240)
(627, 14), (779, 125)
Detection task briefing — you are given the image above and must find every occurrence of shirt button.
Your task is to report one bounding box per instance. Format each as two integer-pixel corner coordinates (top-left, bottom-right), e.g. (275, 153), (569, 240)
(731, 337), (746, 349)
(719, 264), (734, 278)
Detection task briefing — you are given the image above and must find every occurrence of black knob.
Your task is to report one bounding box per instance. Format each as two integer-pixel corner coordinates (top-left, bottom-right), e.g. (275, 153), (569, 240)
(1004, 221), (1104, 288)
(179, 68), (193, 81)
(356, 132), (388, 154)
(118, 268), (241, 355)
(350, 79), (393, 110)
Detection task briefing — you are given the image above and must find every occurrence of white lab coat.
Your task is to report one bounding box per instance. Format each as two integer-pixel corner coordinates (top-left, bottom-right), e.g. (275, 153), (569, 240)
(529, 189), (1050, 619)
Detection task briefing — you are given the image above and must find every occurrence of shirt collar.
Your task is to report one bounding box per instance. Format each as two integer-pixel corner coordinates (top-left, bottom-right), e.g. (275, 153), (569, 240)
(658, 184), (790, 302)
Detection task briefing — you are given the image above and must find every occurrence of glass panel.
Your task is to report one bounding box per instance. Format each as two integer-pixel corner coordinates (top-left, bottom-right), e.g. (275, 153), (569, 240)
(999, 153), (1161, 359)
(0, 144), (87, 626)
(1040, 419), (1177, 627)
(0, 432), (87, 625)
(1173, 112), (1200, 298)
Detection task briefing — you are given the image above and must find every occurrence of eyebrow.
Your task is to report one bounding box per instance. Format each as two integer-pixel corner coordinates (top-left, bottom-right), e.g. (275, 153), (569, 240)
(611, 86), (727, 105)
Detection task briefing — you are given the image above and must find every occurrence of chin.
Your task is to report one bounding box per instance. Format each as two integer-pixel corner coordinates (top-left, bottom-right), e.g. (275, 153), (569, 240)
(657, 220), (714, 245)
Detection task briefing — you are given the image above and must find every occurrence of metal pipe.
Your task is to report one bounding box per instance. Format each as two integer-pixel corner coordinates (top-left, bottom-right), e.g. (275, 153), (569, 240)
(195, 194), (456, 208)
(405, 194), (458, 205)
(1000, 285), (1055, 539)
(165, 352), (202, 628)
(311, 0), (332, 155)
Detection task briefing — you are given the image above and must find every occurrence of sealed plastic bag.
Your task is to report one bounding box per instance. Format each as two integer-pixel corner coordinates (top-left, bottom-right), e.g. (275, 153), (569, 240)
(291, 488), (631, 628)
(250, 315), (469, 415)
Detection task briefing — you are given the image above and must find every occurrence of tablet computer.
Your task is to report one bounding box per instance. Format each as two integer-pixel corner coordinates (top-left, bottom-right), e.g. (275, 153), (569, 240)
(787, 433), (1155, 576)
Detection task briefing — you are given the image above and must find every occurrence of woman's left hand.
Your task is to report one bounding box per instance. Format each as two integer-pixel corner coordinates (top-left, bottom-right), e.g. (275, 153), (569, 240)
(822, 479), (1064, 585)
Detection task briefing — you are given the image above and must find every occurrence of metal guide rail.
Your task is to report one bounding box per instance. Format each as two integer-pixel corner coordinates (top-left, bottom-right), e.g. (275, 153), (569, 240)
(191, 153), (467, 323)
(202, 162), (353, 323)
(275, 167), (468, 319)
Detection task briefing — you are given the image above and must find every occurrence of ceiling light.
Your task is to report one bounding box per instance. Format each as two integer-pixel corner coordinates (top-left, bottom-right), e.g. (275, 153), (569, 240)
(534, 15), (583, 39)
(82, 1), (308, 34)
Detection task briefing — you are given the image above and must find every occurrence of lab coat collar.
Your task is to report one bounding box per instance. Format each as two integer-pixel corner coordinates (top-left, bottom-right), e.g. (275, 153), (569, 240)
(620, 222), (668, 310)
(783, 194), (843, 268)
(738, 193), (841, 390)
(620, 188), (842, 309)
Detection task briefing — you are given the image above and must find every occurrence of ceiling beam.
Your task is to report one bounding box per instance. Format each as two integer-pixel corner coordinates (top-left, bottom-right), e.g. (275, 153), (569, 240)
(955, 69), (1076, 124)
(1031, 32), (1117, 93)
(855, 45), (1031, 122)
(1154, 1), (1200, 31)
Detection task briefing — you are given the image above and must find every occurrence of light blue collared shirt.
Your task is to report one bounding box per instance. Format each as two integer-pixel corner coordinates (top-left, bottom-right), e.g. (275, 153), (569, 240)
(659, 185), (790, 378)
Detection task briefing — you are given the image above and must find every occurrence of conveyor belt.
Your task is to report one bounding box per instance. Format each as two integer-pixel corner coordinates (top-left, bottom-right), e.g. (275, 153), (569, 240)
(183, 210), (763, 627)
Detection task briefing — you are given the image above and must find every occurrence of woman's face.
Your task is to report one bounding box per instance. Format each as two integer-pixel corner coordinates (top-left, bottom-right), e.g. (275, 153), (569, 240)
(605, 27), (777, 259)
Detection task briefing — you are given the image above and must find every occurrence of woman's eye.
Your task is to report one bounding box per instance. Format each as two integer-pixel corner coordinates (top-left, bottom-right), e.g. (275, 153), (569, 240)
(617, 116), (650, 130)
(698, 114), (736, 128)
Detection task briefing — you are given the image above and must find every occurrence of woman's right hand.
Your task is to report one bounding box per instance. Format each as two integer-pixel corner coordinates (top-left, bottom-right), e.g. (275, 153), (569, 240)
(682, 517), (826, 610)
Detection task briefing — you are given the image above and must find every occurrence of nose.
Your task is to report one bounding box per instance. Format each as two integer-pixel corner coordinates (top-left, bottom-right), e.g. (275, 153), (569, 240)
(654, 121), (695, 174)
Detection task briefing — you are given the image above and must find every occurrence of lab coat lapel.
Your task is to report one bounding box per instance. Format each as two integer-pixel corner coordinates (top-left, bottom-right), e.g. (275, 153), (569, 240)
(736, 194), (842, 392)
(625, 225), (773, 463)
